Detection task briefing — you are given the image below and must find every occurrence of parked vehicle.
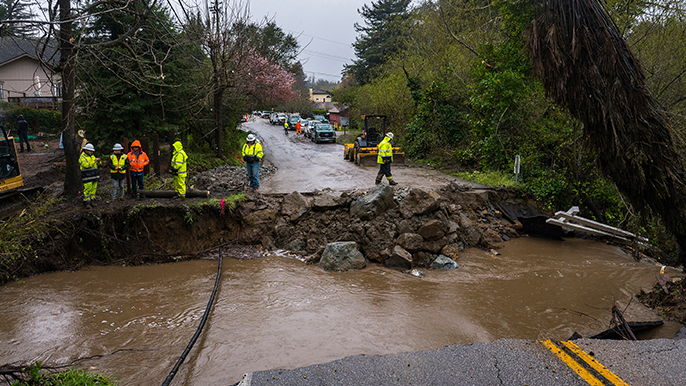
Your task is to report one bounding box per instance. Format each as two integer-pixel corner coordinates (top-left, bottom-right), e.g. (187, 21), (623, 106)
(303, 120), (316, 138)
(276, 113), (287, 125)
(311, 123), (336, 143)
(313, 114), (328, 124)
(287, 115), (300, 130)
(260, 111), (270, 119)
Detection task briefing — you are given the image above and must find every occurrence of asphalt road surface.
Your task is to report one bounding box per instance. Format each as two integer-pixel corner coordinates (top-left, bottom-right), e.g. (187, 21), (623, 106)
(241, 119), (477, 193)
(234, 336), (686, 386)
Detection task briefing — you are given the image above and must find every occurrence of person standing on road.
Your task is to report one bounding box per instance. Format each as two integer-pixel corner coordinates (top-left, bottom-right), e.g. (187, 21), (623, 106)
(296, 120), (302, 135)
(16, 114), (31, 152)
(376, 132), (398, 186)
(109, 143), (129, 202)
(241, 134), (263, 192)
(127, 140), (149, 198)
(284, 120), (289, 135)
(79, 143), (101, 208)
(170, 140), (188, 198)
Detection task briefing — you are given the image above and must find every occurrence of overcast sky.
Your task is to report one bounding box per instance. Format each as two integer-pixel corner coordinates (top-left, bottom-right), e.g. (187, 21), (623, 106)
(248, 0), (370, 83)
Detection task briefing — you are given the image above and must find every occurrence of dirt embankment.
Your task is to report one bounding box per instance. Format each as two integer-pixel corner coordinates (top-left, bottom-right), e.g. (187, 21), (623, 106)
(1, 182), (533, 285)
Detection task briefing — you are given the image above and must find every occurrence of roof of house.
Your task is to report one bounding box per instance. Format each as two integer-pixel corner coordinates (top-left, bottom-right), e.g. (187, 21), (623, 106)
(311, 88), (331, 95)
(314, 101), (336, 110)
(0, 37), (59, 66)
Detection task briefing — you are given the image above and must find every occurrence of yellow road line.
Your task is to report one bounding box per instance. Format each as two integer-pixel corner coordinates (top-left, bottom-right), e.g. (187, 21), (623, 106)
(561, 340), (630, 386)
(540, 340), (605, 386)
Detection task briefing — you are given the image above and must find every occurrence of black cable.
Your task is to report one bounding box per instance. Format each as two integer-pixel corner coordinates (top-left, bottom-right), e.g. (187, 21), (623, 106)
(161, 249), (223, 386)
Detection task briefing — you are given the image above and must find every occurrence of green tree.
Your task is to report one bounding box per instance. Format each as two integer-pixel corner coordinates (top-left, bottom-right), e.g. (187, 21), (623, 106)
(346, 0), (412, 84)
(0, 0), (35, 37)
(76, 3), (198, 147)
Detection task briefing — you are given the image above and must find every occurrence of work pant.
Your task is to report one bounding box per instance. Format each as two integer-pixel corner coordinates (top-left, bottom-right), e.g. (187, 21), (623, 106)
(111, 178), (125, 199)
(18, 130), (31, 152)
(379, 161), (392, 177)
(83, 182), (97, 202)
(296, 126), (301, 134)
(174, 174), (186, 197)
(130, 171), (144, 198)
(246, 162), (260, 190)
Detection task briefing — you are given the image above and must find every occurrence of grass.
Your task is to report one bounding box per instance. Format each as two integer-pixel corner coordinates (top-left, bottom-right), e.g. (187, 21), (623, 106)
(336, 130), (362, 145)
(11, 362), (117, 385)
(0, 193), (65, 282)
(453, 170), (518, 188)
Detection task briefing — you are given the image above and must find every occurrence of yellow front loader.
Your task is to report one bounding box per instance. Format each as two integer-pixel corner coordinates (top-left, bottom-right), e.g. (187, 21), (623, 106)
(343, 115), (405, 167)
(0, 117), (24, 195)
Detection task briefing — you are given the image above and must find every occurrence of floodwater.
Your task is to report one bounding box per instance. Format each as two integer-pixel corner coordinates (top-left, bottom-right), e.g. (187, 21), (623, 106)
(241, 119), (481, 193)
(0, 237), (681, 385)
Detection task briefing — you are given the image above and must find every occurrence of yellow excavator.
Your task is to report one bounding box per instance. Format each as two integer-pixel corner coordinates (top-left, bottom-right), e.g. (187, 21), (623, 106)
(0, 114), (24, 194)
(343, 114), (405, 166)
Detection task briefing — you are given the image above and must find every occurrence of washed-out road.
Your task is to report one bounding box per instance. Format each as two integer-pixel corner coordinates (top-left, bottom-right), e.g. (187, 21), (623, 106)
(240, 118), (477, 193)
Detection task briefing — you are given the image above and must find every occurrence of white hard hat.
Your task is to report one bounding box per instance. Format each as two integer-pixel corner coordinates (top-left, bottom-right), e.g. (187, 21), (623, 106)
(84, 143), (95, 151)
(246, 134), (256, 142)
(386, 132), (394, 139)
(113, 143), (124, 150)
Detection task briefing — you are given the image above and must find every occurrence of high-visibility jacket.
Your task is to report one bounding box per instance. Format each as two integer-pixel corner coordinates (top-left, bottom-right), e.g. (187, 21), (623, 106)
(79, 151), (101, 183)
(241, 142), (263, 163)
(377, 136), (393, 164)
(127, 140), (149, 172)
(109, 153), (129, 175)
(171, 141), (187, 175)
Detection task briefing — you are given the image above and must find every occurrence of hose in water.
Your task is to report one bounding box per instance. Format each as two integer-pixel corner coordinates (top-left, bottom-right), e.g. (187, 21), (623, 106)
(161, 251), (223, 386)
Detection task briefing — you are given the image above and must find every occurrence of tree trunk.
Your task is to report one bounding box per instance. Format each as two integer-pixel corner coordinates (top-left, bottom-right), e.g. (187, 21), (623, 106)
(214, 83), (223, 159)
(59, 0), (81, 198)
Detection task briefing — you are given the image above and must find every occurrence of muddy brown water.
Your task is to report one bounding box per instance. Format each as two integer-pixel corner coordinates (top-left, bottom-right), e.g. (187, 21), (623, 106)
(0, 237), (682, 385)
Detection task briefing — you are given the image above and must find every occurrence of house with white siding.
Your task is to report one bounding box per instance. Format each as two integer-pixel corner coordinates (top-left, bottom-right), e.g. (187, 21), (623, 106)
(0, 37), (60, 106)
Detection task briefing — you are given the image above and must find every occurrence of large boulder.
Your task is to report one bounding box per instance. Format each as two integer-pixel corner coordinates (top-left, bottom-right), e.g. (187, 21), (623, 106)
(281, 191), (308, 221)
(396, 233), (424, 252)
(319, 242), (367, 272)
(399, 188), (441, 218)
(417, 219), (445, 240)
(440, 244), (460, 261)
(312, 193), (346, 211)
(422, 237), (448, 254)
(350, 185), (396, 221)
(385, 245), (412, 270)
(431, 255), (459, 269)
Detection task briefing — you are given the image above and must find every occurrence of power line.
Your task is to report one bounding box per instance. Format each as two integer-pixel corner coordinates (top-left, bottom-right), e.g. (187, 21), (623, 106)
(284, 28), (350, 47)
(302, 49), (351, 63)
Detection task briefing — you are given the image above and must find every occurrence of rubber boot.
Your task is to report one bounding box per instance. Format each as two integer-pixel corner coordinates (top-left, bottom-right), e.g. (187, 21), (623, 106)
(387, 176), (398, 186)
(375, 172), (384, 185)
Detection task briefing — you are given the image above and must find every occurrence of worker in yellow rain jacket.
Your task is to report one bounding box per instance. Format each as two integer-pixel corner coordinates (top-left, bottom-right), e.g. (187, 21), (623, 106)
(79, 143), (101, 208)
(170, 141), (188, 197)
(376, 133), (398, 186)
(241, 133), (264, 192)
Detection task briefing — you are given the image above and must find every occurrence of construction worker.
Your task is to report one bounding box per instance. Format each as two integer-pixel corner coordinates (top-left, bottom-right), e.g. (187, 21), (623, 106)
(79, 143), (101, 208)
(376, 132), (398, 186)
(170, 141), (188, 198)
(127, 140), (149, 198)
(296, 120), (302, 134)
(284, 120), (289, 135)
(241, 133), (263, 192)
(16, 114), (31, 152)
(109, 143), (129, 201)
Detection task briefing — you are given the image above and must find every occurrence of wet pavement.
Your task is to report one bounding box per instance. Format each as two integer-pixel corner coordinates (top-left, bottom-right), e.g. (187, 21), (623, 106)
(237, 337), (686, 386)
(240, 118), (480, 193)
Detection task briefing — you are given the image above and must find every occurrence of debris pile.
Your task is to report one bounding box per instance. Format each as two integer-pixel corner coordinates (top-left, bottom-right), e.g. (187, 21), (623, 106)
(192, 165), (277, 192)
